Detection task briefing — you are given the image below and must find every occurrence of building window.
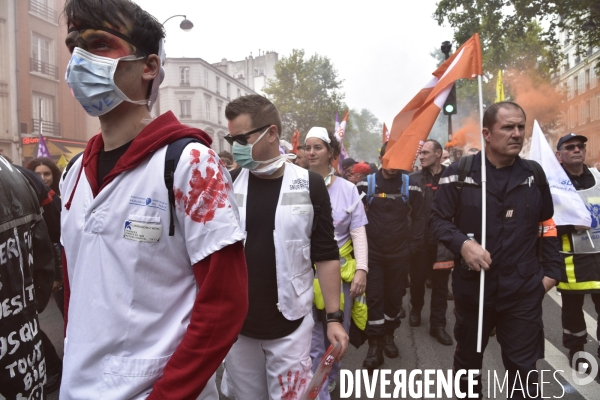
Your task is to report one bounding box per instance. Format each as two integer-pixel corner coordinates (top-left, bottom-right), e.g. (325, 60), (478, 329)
(216, 77), (220, 95)
(596, 95), (600, 122)
(217, 106), (222, 124)
(31, 33), (57, 79)
(206, 101), (211, 121)
(32, 92), (59, 135)
(227, 83), (231, 99)
(237, 88), (241, 98)
(180, 67), (190, 86)
(574, 76), (579, 97)
(204, 70), (209, 88)
(586, 69), (591, 91)
(29, 0), (56, 22)
(180, 100), (191, 119)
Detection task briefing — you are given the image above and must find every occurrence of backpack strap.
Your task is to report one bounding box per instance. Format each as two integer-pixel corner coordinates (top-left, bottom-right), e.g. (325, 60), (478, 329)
(62, 151), (84, 181)
(401, 173), (409, 203)
(366, 173), (376, 205)
(164, 138), (202, 236)
(456, 155), (474, 192)
(524, 159), (548, 262)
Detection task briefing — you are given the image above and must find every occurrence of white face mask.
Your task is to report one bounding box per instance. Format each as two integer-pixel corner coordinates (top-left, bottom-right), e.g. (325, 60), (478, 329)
(65, 47), (148, 116)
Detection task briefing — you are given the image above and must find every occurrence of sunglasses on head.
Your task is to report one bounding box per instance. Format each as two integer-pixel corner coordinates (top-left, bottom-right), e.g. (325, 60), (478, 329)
(561, 143), (586, 151)
(224, 124), (271, 146)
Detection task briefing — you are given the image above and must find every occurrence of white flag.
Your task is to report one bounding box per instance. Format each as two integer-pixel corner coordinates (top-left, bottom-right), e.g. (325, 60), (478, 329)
(529, 120), (591, 227)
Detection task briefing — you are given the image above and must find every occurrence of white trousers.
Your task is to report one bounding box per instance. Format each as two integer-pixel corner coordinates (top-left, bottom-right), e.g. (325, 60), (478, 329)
(221, 314), (314, 400)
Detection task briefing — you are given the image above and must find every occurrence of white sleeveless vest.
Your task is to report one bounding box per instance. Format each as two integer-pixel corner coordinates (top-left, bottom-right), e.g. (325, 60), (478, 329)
(234, 163), (314, 320)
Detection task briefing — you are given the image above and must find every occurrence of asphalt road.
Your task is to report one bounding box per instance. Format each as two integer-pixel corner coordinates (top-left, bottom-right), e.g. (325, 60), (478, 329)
(40, 285), (600, 399)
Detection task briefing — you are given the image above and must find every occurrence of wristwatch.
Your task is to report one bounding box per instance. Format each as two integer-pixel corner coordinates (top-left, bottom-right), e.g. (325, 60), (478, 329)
(326, 310), (344, 324)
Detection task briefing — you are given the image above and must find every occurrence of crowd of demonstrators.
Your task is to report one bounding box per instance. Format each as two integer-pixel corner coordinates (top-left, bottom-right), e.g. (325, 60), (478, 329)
(305, 127), (368, 398)
(554, 133), (600, 372)
(356, 142), (425, 370)
(294, 144), (310, 169)
(58, 0), (248, 398)
(0, 156), (55, 399)
(431, 102), (561, 398)
(408, 140), (453, 346)
(221, 96), (347, 399)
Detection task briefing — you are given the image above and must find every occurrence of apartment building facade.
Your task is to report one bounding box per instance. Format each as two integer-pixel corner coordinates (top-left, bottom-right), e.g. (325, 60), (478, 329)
(1, 0), (91, 166)
(557, 29), (600, 163)
(157, 57), (257, 153)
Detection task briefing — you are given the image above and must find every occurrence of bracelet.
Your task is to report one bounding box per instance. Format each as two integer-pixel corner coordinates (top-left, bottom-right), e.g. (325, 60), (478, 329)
(326, 319), (342, 324)
(460, 239), (470, 251)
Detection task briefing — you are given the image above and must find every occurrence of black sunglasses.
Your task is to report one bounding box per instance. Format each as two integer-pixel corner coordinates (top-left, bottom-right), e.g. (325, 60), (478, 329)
(561, 143), (586, 151)
(224, 124), (271, 146)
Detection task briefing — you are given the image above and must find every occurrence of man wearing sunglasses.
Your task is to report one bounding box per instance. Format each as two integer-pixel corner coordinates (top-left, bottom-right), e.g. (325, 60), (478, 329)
(59, 1), (248, 399)
(555, 132), (600, 372)
(221, 95), (348, 399)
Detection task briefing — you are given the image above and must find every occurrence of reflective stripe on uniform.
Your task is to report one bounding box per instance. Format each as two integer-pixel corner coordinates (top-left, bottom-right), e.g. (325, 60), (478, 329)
(563, 328), (587, 337)
(384, 313), (400, 321)
(409, 185), (422, 192)
(438, 175), (477, 185)
(368, 319), (385, 325)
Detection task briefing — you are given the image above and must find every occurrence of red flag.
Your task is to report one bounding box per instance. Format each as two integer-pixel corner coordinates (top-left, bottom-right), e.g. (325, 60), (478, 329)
(291, 129), (300, 154)
(383, 33), (482, 170)
(382, 123), (389, 144)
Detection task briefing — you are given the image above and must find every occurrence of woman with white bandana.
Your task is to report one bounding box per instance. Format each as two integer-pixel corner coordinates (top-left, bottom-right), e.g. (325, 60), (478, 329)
(305, 127), (369, 398)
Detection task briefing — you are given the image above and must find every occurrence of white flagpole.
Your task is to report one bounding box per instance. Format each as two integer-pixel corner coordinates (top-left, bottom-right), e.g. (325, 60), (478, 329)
(477, 75), (486, 353)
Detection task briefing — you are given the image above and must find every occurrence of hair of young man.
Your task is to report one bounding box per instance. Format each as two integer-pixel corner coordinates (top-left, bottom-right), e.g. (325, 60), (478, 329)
(380, 141), (388, 158)
(225, 95), (283, 137)
(482, 101), (526, 131)
(63, 0), (165, 57)
(425, 139), (443, 154)
(218, 151), (234, 163)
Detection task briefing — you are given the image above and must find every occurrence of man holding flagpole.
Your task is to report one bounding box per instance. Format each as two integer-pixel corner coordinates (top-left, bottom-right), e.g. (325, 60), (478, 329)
(554, 132), (600, 371)
(430, 101), (561, 398)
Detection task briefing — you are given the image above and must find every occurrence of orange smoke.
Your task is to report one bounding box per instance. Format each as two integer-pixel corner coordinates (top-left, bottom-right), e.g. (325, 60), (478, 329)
(504, 70), (563, 139)
(446, 115), (481, 150)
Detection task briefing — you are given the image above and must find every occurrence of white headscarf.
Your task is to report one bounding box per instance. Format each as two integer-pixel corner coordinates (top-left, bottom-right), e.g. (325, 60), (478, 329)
(305, 127), (331, 144)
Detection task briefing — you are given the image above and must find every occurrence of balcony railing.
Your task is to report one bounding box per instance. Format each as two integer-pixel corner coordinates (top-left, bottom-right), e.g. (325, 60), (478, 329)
(30, 58), (58, 79)
(0, 82), (7, 97)
(180, 114), (191, 119)
(180, 81), (190, 87)
(32, 119), (60, 135)
(29, 0), (56, 22)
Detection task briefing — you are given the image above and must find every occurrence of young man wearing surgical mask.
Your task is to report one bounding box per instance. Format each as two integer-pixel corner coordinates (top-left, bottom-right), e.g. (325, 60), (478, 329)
(222, 95), (348, 399)
(59, 1), (248, 399)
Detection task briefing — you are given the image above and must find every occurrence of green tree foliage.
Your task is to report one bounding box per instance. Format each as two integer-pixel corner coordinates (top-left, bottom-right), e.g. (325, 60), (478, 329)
(345, 109), (383, 164)
(263, 49), (345, 139)
(434, 0), (600, 71)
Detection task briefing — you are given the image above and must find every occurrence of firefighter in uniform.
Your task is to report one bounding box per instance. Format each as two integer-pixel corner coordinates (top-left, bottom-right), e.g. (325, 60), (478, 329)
(555, 132), (600, 370)
(357, 142), (425, 370)
(430, 102), (561, 398)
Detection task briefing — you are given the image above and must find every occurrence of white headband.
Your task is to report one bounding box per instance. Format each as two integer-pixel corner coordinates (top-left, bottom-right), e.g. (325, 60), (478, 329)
(305, 127), (331, 144)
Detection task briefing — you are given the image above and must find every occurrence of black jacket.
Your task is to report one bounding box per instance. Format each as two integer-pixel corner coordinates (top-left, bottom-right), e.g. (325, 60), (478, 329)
(357, 169), (424, 255)
(430, 153), (561, 308)
(0, 158), (54, 398)
(410, 165), (446, 246)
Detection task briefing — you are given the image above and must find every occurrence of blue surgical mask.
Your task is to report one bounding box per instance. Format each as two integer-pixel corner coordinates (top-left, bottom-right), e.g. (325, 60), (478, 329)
(65, 47), (148, 116)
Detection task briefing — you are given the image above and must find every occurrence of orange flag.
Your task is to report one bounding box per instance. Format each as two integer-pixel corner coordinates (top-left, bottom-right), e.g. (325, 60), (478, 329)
(382, 123), (389, 144)
(383, 33), (482, 171)
(291, 129), (300, 154)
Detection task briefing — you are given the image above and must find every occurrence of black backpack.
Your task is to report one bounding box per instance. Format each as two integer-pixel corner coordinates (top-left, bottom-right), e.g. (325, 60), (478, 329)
(63, 137), (204, 237)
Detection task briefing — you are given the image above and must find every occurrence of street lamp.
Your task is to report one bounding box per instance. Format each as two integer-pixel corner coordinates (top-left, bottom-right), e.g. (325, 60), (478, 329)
(162, 15), (194, 32)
